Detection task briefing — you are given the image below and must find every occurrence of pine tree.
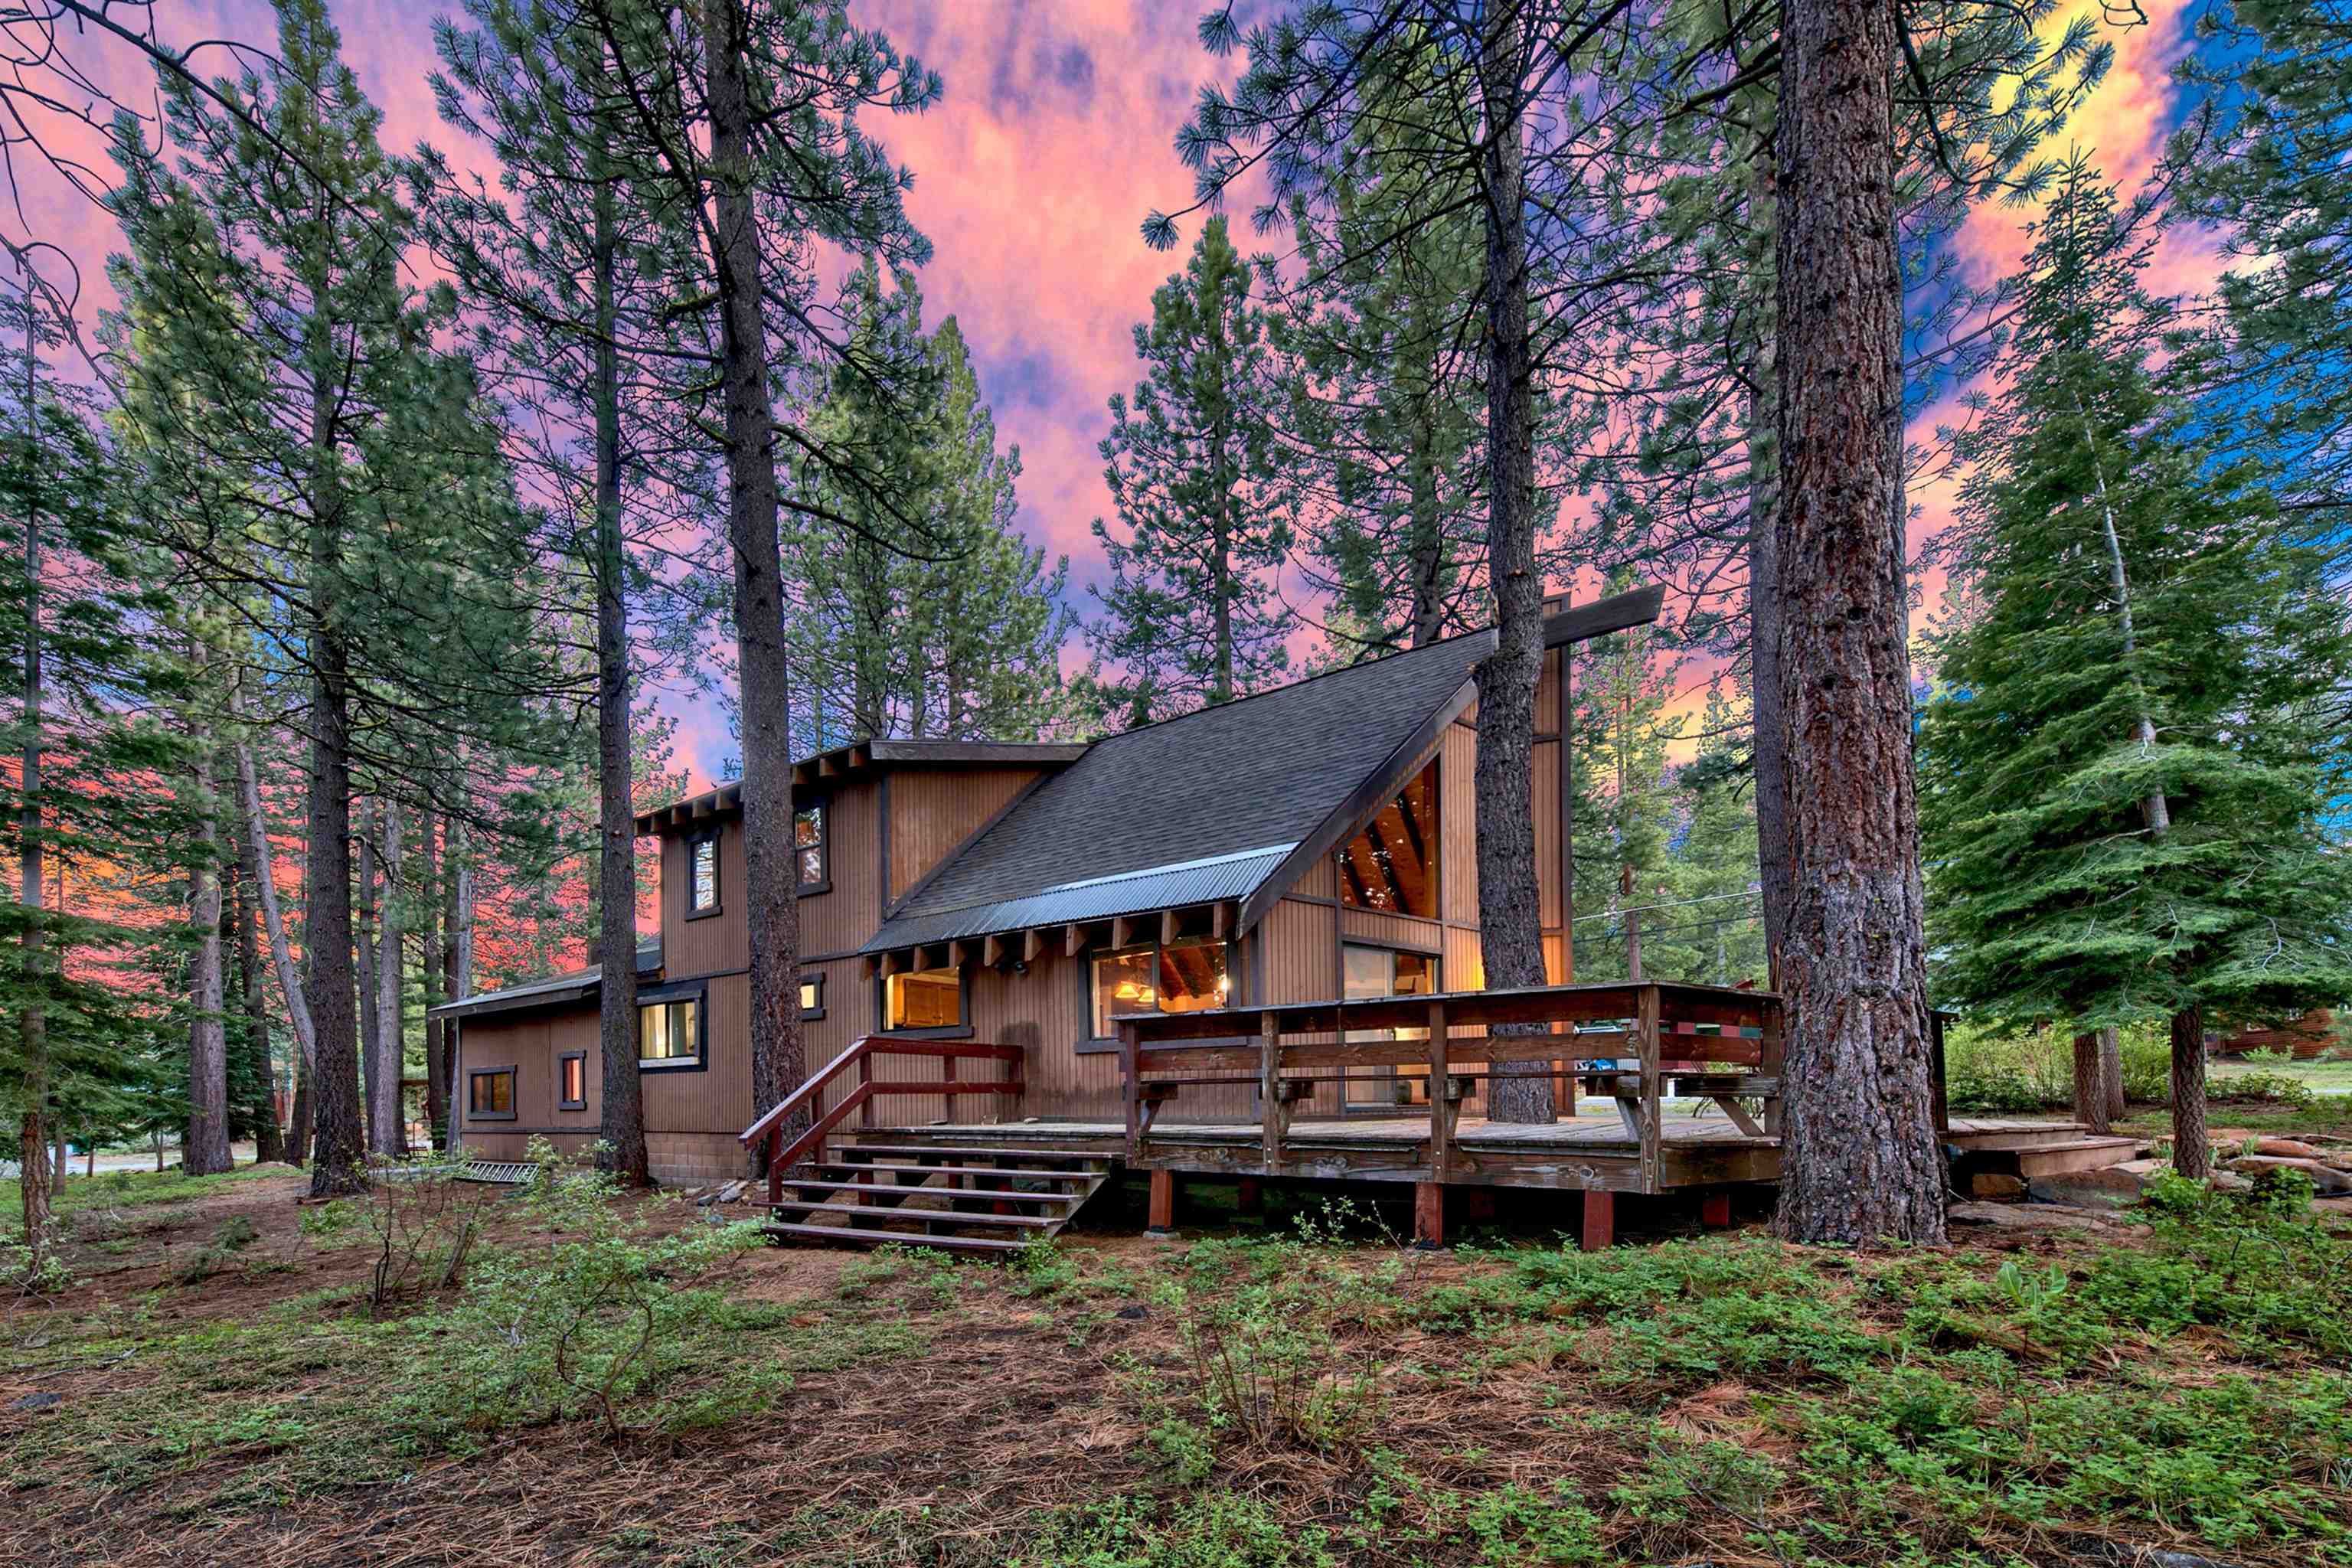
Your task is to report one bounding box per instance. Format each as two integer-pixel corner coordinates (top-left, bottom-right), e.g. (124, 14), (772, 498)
(1089, 217), (1292, 718)
(1566, 589), (1677, 982)
(1653, 687), (1767, 989)
(1919, 162), (2352, 1181)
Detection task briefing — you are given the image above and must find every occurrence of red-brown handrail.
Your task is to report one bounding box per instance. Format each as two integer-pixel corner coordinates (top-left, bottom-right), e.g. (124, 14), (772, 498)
(738, 1036), (1024, 1202)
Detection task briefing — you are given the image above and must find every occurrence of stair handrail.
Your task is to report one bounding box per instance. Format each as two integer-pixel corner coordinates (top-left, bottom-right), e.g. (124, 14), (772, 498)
(738, 1035), (1024, 1203)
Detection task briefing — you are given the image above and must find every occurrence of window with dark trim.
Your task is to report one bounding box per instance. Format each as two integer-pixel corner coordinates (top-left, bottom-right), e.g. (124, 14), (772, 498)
(799, 972), (825, 1020)
(687, 830), (721, 917)
(467, 1066), (517, 1122)
(1089, 938), (1231, 1040)
(558, 1051), (587, 1111)
(639, 983), (707, 1071)
(795, 804), (829, 893)
(1337, 761), (1439, 916)
(1341, 945), (1439, 1110)
(885, 965), (965, 1032)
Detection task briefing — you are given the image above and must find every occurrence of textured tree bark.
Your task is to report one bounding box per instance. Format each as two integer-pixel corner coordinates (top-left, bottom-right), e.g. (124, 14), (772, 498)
(236, 740), (317, 1161)
(591, 149), (650, 1187)
(418, 811), (444, 1152)
(229, 836), (284, 1165)
(2100, 1025), (2125, 1121)
(305, 361), (366, 1197)
(2070, 1031), (2110, 1135)
(184, 730), (233, 1177)
(372, 802), (404, 1156)
(1749, 394), (1792, 986)
(1472, 1), (1552, 1125)
(356, 797), (380, 1148)
(703, 0), (803, 1144)
(1769, 0), (1945, 1245)
(17, 313), (51, 1266)
(2170, 1007), (2209, 1180)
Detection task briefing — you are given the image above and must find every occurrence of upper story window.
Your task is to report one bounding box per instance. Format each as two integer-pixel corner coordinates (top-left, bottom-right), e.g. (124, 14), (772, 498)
(1090, 937), (1230, 1038)
(688, 830), (721, 916)
(795, 804), (828, 892)
(1338, 761), (1438, 917)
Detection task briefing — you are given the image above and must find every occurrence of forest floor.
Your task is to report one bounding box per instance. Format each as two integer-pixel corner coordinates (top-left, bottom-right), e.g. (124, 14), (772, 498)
(3, 1117), (2350, 1568)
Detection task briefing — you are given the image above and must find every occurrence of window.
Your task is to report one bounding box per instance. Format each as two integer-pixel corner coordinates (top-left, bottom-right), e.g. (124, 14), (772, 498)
(688, 831), (720, 916)
(1338, 762), (1438, 916)
(800, 972), (825, 1020)
(1091, 939), (1231, 1038)
(795, 804), (828, 892)
(1342, 945), (1438, 1110)
(467, 1067), (516, 1122)
(886, 966), (964, 1031)
(558, 1051), (587, 1111)
(639, 991), (704, 1070)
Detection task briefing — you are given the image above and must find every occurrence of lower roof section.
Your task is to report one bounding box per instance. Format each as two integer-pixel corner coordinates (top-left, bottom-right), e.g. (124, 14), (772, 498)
(428, 940), (662, 1021)
(858, 843), (1294, 955)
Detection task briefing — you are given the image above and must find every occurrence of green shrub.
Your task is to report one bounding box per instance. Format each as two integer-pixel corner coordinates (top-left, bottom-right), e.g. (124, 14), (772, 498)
(433, 1140), (764, 1438)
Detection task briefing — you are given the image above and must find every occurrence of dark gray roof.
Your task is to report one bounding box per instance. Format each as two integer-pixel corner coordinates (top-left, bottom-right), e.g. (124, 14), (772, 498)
(430, 940), (663, 1021)
(863, 632), (1492, 952)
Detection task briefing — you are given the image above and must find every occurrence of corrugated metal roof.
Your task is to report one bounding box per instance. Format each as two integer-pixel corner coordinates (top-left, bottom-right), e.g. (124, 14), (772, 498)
(861, 844), (1295, 952)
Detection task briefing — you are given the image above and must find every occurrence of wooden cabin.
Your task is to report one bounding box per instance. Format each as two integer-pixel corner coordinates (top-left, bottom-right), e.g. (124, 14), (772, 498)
(430, 592), (1658, 1186)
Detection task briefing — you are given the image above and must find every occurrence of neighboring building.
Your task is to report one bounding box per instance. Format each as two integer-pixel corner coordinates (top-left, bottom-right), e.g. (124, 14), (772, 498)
(430, 592), (1656, 1185)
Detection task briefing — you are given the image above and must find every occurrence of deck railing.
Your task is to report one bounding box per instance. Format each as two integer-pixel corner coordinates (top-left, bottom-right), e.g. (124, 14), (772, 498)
(738, 1036), (1024, 1203)
(1112, 981), (1784, 1194)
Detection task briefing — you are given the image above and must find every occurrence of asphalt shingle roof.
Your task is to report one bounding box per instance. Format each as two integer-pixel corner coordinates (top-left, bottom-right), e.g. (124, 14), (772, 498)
(862, 630), (1491, 952)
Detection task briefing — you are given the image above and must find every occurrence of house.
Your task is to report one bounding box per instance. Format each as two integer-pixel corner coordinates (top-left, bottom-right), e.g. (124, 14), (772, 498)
(429, 589), (1662, 1186)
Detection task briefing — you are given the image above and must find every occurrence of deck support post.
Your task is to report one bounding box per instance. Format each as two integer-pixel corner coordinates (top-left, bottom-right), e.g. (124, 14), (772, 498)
(1700, 1192), (1732, 1230)
(1580, 1191), (1615, 1251)
(1120, 1021), (1142, 1162)
(1259, 1011), (1285, 1170)
(1145, 1167), (1177, 1236)
(1635, 985), (1663, 1194)
(1426, 999), (1453, 1184)
(1236, 1175), (1262, 1214)
(1413, 1181), (1445, 1249)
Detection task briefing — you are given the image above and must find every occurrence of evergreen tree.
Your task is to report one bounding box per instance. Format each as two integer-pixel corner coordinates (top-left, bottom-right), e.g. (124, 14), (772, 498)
(1566, 588), (1677, 983)
(1652, 686), (1768, 989)
(1089, 217), (1292, 718)
(1919, 163), (2352, 1181)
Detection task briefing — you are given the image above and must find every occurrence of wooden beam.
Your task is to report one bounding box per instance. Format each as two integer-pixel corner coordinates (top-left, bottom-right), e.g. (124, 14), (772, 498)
(947, 939), (971, 969)
(1580, 1191), (1615, 1250)
(861, 954), (881, 981)
(1540, 582), (1664, 648)
(880, 949), (905, 978)
(1065, 923), (1089, 959)
(1022, 927), (1045, 964)
(818, 753), (842, 779)
(1112, 915), (1135, 949)
(1427, 998), (1454, 1185)
(1161, 907), (1180, 946)
(984, 933), (1006, 968)
(1212, 901), (1233, 939)
(1146, 1167), (1176, 1233)
(1413, 1182), (1445, 1248)
(1259, 1010), (1284, 1172)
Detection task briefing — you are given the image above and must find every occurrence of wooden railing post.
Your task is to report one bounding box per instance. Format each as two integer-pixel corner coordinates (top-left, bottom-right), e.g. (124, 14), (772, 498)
(1426, 998), (1453, 1185)
(765, 1123), (783, 1204)
(1120, 1020), (1142, 1161)
(1259, 1009), (1283, 1171)
(1635, 984), (1663, 1194)
(857, 1052), (875, 1130)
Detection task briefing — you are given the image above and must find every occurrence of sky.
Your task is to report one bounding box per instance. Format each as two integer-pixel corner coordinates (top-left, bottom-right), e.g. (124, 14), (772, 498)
(14, 0), (2225, 790)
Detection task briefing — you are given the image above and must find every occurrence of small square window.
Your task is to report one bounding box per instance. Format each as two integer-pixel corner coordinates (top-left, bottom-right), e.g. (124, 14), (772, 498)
(886, 967), (962, 1031)
(468, 1067), (516, 1122)
(558, 1051), (587, 1111)
(799, 972), (825, 1020)
(639, 995), (704, 1069)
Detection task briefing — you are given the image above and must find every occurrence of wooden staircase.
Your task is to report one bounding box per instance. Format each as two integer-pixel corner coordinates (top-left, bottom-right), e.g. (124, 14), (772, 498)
(743, 1037), (1108, 1255)
(761, 1143), (1113, 1254)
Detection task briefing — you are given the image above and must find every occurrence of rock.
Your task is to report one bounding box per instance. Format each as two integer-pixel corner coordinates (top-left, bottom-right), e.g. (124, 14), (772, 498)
(11, 1391), (61, 1413)
(2250, 1137), (2318, 1158)
(2027, 1166), (2154, 1208)
(1116, 1304), (1148, 1321)
(1949, 1200), (2112, 1233)
(2223, 1155), (2352, 1194)
(716, 1179), (748, 1204)
(1969, 1172), (2028, 1201)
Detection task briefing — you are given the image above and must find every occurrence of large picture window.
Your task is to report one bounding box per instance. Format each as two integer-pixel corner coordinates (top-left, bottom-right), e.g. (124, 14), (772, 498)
(886, 966), (964, 1031)
(639, 991), (704, 1070)
(467, 1067), (516, 1121)
(1342, 945), (1438, 1110)
(688, 831), (720, 916)
(795, 805), (828, 892)
(1091, 937), (1230, 1038)
(1338, 762), (1438, 916)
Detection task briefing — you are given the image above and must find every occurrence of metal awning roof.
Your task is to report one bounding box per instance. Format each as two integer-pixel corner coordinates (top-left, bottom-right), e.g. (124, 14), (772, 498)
(428, 941), (662, 1021)
(859, 843), (1295, 955)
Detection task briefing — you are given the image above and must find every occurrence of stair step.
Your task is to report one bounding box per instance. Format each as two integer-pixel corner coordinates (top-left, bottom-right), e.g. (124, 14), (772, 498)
(769, 1198), (1062, 1229)
(1961, 1134), (2141, 1154)
(776, 1178), (1080, 1205)
(760, 1220), (1035, 1254)
(833, 1143), (1113, 1165)
(799, 1160), (1101, 1184)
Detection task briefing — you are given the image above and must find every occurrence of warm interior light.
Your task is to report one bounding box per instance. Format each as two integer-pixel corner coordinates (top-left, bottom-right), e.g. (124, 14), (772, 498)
(1115, 980), (1139, 1000)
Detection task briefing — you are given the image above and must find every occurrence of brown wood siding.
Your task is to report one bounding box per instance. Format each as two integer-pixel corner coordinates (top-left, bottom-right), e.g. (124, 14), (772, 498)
(1291, 855), (1337, 900)
(884, 766), (1043, 904)
(660, 820), (748, 979)
(1339, 908), (1445, 953)
(1440, 721), (1481, 927)
(802, 781), (881, 957)
(1532, 740), (1563, 929)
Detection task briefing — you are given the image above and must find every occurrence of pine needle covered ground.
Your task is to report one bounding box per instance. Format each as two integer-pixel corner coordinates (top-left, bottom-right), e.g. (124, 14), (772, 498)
(3, 1161), (2349, 1567)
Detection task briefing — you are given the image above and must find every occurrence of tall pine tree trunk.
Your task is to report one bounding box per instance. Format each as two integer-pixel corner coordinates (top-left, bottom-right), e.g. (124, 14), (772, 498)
(17, 302), (53, 1268)
(1749, 389), (1793, 988)
(372, 802), (404, 1155)
(1769, 0), (1945, 1244)
(184, 732), (234, 1176)
(306, 370), (366, 1197)
(230, 834), (284, 1165)
(2170, 1008), (2209, 1179)
(1473, 4), (1552, 1124)
(357, 798), (380, 1148)
(443, 810), (469, 1152)
(236, 740), (317, 1080)
(592, 145), (650, 1187)
(418, 810), (445, 1152)
(702, 0), (803, 1142)
(2070, 1031), (2110, 1135)
(2101, 1025), (2125, 1120)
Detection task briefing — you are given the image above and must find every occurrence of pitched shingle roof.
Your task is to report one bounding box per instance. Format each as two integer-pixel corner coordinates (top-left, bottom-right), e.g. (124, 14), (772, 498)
(861, 631), (1493, 952)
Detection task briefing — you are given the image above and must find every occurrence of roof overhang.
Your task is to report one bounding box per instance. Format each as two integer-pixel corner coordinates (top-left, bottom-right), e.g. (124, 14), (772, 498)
(632, 740), (1092, 836)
